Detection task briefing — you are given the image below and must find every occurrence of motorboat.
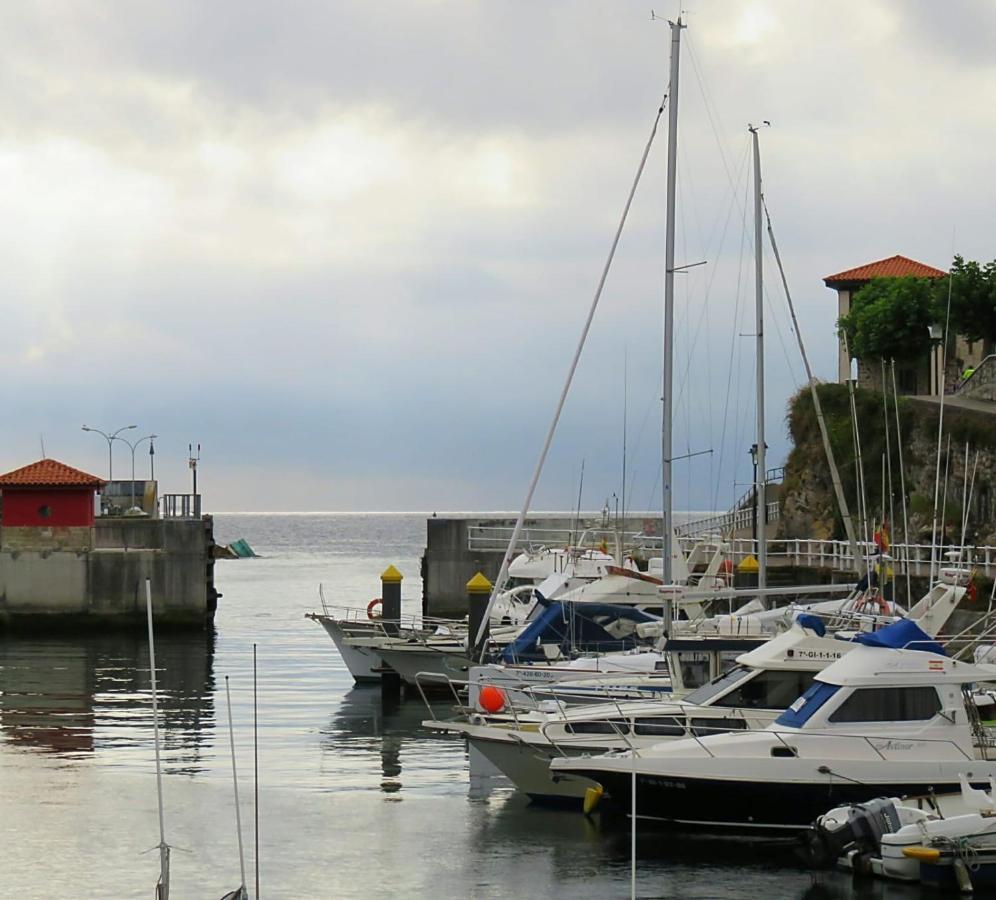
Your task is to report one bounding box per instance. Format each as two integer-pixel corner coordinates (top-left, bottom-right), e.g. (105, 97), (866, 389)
(551, 619), (996, 834)
(425, 621), (867, 804)
(807, 776), (996, 892)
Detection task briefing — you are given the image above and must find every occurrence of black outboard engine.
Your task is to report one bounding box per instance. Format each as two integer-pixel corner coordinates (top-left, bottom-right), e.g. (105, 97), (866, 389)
(801, 798), (902, 870)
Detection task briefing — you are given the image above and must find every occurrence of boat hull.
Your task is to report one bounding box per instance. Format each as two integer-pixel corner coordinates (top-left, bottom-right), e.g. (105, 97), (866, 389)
(578, 770), (979, 835)
(314, 616), (383, 683)
(468, 735), (598, 804)
(374, 645), (472, 687)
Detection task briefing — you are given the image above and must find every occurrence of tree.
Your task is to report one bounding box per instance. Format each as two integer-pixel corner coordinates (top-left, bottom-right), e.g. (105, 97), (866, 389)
(838, 276), (935, 363)
(940, 255), (996, 345)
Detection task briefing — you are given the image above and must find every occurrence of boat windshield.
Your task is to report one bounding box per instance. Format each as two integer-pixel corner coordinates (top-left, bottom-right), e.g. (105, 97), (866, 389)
(774, 680), (840, 728)
(682, 666), (754, 706)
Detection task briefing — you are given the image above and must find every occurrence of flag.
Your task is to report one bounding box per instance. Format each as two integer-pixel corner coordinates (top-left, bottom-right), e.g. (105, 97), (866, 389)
(874, 520), (891, 553)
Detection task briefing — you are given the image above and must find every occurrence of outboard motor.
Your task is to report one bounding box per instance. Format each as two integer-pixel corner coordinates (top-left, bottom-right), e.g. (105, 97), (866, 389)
(801, 798), (902, 870)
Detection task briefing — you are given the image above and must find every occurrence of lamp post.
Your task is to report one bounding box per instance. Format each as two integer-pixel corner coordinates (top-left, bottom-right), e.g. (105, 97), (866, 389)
(115, 434), (158, 510)
(82, 424), (137, 482)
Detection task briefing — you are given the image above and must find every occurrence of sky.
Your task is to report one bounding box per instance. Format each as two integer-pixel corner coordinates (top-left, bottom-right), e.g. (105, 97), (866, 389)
(1, 0), (995, 512)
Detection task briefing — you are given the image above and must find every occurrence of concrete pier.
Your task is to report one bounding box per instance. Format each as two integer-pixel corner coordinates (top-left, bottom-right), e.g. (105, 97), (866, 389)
(0, 516), (218, 631)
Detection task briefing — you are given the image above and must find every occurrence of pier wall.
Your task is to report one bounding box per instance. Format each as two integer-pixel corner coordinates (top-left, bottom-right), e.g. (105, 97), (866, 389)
(422, 515), (660, 617)
(0, 517), (217, 631)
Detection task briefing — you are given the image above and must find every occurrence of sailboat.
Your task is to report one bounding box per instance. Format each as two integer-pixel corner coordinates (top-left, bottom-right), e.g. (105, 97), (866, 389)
(144, 578), (253, 900)
(145, 580), (171, 900)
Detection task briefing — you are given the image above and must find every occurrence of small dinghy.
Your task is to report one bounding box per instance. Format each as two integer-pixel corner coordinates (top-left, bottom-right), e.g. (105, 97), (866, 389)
(808, 775), (996, 892)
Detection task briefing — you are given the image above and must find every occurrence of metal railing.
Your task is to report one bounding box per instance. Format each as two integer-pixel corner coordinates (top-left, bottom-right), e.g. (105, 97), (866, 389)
(721, 537), (996, 577)
(467, 525), (665, 553)
(160, 493), (201, 518)
(957, 353), (996, 392)
(678, 501), (781, 539)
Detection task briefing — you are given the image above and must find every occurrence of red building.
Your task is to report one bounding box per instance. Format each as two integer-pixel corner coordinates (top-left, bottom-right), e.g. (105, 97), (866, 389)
(0, 459), (106, 527)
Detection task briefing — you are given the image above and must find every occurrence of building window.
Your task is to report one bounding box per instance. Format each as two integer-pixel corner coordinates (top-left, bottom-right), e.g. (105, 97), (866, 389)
(38, 505), (52, 519)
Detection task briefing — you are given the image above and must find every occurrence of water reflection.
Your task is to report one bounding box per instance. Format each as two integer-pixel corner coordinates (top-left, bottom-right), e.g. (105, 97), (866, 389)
(319, 688), (464, 795)
(0, 631), (216, 773)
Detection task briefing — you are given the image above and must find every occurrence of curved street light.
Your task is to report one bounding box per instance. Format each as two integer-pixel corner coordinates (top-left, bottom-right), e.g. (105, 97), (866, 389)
(114, 433), (158, 511)
(81, 424), (137, 482)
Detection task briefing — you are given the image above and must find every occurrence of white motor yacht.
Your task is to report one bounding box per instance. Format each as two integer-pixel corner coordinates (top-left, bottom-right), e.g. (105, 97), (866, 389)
(551, 620), (996, 834)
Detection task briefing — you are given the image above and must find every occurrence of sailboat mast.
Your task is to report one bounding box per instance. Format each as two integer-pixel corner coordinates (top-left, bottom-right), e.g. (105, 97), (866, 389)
(145, 578), (170, 900)
(750, 125), (767, 592)
(661, 16), (683, 584)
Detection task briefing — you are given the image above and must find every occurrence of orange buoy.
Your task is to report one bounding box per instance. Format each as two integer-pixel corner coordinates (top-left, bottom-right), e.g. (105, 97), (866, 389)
(366, 598), (383, 619)
(479, 685), (506, 714)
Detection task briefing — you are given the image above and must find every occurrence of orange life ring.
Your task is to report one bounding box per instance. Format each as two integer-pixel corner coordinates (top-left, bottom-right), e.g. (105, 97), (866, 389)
(367, 598), (383, 619)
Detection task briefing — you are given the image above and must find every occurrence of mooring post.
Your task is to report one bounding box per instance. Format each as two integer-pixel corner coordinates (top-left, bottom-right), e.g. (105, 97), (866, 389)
(735, 554), (760, 591)
(380, 564), (403, 702)
(466, 572), (492, 661)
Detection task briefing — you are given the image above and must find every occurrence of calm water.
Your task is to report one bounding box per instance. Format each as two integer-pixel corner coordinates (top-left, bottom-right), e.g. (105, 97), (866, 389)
(0, 513), (924, 899)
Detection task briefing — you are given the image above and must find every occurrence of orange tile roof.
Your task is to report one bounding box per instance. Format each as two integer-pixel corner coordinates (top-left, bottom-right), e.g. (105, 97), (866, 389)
(0, 458), (106, 488)
(824, 254), (948, 285)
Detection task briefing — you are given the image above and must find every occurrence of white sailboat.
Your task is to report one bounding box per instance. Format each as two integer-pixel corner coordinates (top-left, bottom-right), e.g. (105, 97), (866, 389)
(145, 579), (171, 900)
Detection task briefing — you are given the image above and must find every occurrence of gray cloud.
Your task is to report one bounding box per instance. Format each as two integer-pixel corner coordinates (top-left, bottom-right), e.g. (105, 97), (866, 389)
(0, 1), (992, 511)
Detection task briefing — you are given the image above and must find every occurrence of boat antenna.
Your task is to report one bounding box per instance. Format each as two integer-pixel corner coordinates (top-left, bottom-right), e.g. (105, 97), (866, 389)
(471, 89), (671, 651)
(940, 433), (951, 560)
(254, 644), (260, 900)
(145, 578), (170, 900)
(890, 359), (914, 607)
(225, 676), (248, 898)
(621, 345), (628, 559)
(572, 458), (585, 549)
(930, 256), (956, 580)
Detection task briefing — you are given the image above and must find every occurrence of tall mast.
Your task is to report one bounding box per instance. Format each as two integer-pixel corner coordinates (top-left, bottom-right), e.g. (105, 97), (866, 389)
(661, 16), (683, 584)
(750, 125), (767, 592)
(146, 578), (170, 900)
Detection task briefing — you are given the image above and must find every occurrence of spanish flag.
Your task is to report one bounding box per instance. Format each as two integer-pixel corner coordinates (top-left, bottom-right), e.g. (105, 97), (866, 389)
(874, 520), (891, 553)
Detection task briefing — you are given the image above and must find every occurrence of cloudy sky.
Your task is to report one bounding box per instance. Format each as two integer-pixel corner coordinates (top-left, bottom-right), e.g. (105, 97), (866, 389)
(1, 1), (994, 512)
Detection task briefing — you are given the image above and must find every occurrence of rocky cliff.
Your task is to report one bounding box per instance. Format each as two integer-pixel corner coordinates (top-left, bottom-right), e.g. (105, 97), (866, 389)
(779, 384), (996, 546)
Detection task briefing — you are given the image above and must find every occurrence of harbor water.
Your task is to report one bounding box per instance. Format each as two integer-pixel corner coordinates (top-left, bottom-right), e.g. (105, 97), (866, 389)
(0, 513), (927, 899)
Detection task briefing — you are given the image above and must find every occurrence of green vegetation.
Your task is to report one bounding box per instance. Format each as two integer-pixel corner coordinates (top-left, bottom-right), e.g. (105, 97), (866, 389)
(945, 255), (996, 344)
(838, 257), (996, 362)
(837, 277), (935, 363)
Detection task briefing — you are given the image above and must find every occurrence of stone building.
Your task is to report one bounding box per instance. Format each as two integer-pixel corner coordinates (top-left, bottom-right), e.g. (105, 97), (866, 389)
(825, 253), (996, 397)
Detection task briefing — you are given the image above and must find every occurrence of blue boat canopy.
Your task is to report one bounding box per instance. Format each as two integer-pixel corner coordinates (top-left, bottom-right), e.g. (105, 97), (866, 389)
(850, 618), (945, 656)
(501, 601), (659, 664)
(795, 613), (826, 637)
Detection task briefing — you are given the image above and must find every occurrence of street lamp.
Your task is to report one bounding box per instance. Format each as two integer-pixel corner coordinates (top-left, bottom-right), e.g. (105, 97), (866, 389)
(82, 424), (137, 482)
(115, 433), (158, 511)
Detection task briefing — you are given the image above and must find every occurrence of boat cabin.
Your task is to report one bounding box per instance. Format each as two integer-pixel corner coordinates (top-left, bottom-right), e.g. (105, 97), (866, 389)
(774, 642), (996, 758)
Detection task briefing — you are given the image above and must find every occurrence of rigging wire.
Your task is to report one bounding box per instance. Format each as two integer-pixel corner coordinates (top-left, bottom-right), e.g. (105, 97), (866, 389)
(475, 92), (671, 643)
(711, 139), (752, 511)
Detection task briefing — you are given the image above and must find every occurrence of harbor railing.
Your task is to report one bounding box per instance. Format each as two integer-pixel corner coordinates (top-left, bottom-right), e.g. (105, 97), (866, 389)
(160, 493), (202, 518)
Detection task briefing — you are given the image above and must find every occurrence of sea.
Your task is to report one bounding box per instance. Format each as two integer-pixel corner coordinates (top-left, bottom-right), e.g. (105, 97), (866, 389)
(0, 513), (926, 899)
